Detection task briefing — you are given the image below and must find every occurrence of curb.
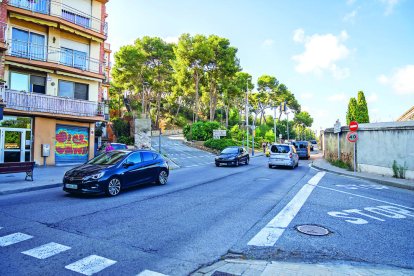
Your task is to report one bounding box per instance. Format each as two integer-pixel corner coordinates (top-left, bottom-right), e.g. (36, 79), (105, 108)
(0, 183), (63, 196)
(311, 163), (414, 191)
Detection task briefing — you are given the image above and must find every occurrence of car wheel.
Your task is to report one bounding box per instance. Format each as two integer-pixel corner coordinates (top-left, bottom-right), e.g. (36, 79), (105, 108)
(245, 158), (249, 165)
(157, 169), (168, 185)
(235, 159), (239, 167)
(105, 177), (122, 197)
(268, 164), (273, 169)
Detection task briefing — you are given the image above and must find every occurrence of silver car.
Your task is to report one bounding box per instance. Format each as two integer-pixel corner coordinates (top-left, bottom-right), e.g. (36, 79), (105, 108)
(268, 144), (299, 169)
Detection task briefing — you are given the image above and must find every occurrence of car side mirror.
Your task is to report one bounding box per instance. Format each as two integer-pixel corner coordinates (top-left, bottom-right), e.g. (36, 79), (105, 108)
(123, 161), (134, 168)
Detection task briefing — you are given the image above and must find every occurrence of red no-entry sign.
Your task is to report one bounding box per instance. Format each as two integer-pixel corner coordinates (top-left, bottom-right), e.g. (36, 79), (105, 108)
(347, 131), (358, 143)
(349, 121), (359, 132)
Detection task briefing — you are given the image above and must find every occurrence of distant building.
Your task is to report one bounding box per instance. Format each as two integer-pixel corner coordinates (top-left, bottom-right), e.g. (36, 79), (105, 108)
(0, 0), (110, 165)
(397, 106), (414, 122)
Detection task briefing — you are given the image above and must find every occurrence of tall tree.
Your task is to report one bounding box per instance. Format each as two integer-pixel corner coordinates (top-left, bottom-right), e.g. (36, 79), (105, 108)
(356, 90), (370, 123)
(172, 34), (212, 122)
(346, 97), (358, 125)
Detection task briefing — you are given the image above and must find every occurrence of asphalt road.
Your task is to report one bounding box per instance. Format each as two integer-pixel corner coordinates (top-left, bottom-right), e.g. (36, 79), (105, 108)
(0, 147), (413, 275)
(151, 135), (216, 168)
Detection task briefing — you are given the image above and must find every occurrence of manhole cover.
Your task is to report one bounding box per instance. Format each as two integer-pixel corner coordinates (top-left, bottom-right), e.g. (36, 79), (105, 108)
(296, 224), (329, 236)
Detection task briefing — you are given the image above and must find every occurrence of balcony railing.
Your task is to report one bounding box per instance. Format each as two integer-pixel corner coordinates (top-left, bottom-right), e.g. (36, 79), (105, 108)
(8, 0), (108, 36)
(8, 39), (103, 74)
(4, 89), (104, 118)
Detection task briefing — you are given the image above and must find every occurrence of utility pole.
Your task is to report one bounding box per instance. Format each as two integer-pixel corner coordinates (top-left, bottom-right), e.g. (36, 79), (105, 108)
(273, 106), (277, 143)
(245, 78), (249, 153)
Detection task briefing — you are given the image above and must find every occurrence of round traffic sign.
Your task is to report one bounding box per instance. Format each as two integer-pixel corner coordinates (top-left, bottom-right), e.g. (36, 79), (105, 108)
(347, 131), (358, 143)
(349, 121), (359, 132)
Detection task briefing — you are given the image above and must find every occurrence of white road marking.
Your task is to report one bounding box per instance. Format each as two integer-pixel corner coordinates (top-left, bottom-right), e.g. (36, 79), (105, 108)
(248, 172), (326, 247)
(65, 255), (117, 275)
(0, 227), (2, 230)
(22, 242), (71, 259)
(0, 232), (33, 247)
(317, 185), (414, 211)
(137, 269), (168, 276)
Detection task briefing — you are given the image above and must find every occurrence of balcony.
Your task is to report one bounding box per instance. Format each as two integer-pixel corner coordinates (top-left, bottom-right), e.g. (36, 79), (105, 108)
(8, 39), (103, 74)
(8, 0), (108, 37)
(3, 89), (104, 118)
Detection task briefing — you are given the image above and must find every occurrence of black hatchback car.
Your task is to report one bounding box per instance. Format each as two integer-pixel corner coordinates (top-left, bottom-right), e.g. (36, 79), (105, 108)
(63, 150), (169, 196)
(215, 146), (249, 167)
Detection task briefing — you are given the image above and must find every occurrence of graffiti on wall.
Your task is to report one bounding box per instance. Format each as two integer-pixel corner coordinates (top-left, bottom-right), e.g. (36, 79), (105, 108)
(55, 125), (89, 162)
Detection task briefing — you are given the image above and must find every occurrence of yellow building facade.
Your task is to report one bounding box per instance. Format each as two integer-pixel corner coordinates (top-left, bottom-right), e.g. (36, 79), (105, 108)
(0, 0), (109, 166)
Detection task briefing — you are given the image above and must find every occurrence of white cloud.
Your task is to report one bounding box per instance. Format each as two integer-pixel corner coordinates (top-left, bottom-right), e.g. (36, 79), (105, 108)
(378, 65), (414, 95)
(293, 28), (305, 43)
(367, 92), (378, 103)
(328, 93), (347, 102)
(262, 39), (274, 47)
(380, 0), (400, 15)
(163, 36), (179, 44)
(343, 9), (358, 22)
(292, 30), (351, 79)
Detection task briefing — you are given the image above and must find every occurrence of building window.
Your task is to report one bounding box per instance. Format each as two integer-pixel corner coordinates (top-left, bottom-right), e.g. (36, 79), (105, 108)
(58, 80), (89, 100)
(60, 47), (87, 70)
(10, 72), (46, 94)
(11, 28), (46, 61)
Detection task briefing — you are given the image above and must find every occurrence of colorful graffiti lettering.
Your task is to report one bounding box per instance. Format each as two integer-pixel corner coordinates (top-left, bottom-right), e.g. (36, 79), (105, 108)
(55, 126), (89, 159)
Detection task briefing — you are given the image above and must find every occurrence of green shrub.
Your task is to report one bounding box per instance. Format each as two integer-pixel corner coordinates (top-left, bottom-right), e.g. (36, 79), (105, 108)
(112, 118), (129, 137)
(392, 160), (407, 179)
(204, 138), (238, 151)
(183, 121), (221, 141)
(330, 159), (351, 170)
(117, 136), (134, 145)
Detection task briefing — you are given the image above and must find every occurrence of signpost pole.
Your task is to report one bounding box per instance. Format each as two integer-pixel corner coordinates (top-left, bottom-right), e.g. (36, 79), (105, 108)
(353, 141), (356, 173)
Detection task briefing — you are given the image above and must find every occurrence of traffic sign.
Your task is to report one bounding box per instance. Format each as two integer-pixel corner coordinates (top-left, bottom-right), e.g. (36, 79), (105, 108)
(349, 121), (359, 132)
(334, 120), (341, 134)
(347, 131), (358, 143)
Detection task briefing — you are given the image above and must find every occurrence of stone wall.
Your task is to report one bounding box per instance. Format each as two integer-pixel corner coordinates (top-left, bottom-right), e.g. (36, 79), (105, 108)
(323, 121), (414, 179)
(134, 118), (151, 149)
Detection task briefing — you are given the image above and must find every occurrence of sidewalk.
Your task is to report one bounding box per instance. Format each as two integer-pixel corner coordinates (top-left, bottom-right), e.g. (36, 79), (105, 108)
(0, 165), (74, 195)
(193, 259), (413, 276)
(311, 157), (414, 191)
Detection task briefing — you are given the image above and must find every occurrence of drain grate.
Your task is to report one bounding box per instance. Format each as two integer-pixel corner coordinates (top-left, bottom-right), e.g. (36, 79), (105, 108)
(296, 224), (330, 236)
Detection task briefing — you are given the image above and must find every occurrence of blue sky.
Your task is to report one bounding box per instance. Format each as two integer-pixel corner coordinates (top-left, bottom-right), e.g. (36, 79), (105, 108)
(106, 0), (414, 130)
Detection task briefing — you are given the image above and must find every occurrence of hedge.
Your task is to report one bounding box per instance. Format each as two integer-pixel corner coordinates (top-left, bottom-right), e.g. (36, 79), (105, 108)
(204, 138), (238, 151)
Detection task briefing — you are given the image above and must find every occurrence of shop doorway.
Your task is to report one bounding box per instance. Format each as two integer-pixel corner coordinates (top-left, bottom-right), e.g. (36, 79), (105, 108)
(0, 128), (32, 162)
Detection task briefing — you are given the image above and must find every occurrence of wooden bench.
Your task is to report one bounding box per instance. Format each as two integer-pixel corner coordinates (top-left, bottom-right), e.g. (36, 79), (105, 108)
(0, 162), (35, 181)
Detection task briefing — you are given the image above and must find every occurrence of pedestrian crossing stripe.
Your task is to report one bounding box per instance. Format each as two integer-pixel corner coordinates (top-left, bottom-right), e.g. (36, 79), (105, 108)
(137, 269), (168, 276)
(65, 255), (117, 275)
(0, 232), (33, 247)
(22, 242), (71, 259)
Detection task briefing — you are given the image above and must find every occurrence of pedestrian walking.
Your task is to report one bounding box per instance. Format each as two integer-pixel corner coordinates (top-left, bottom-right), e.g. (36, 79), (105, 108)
(262, 142), (266, 153)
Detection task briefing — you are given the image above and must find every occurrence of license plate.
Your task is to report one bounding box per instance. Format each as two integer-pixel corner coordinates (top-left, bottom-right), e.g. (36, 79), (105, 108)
(65, 184), (78, 189)
(220, 163), (227, 165)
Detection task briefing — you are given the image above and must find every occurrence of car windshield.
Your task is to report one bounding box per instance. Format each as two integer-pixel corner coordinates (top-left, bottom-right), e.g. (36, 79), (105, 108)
(297, 142), (308, 149)
(112, 144), (127, 150)
(87, 151), (127, 165)
(311, 140), (317, 144)
(271, 145), (290, 153)
(221, 147), (239, 154)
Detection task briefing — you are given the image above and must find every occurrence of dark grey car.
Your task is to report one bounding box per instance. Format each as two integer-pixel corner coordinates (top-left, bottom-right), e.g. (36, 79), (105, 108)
(292, 141), (310, 159)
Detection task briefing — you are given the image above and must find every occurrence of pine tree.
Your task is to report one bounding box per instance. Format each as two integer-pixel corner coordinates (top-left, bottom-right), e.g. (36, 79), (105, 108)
(356, 91), (370, 123)
(346, 97), (357, 125)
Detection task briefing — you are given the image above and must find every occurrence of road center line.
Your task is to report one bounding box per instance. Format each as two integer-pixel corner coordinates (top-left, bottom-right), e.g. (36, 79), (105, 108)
(316, 185), (414, 210)
(248, 172), (326, 247)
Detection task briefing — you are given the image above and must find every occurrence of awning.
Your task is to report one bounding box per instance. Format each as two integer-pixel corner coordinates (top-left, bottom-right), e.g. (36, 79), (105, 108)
(10, 13), (58, 28)
(56, 71), (102, 82)
(59, 25), (103, 43)
(5, 61), (54, 73)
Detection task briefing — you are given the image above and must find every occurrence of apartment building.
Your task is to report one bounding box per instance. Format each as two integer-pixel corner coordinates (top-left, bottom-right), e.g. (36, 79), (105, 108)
(0, 0), (109, 166)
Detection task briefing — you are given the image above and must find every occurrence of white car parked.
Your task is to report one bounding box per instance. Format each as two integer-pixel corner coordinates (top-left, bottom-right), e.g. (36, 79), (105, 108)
(268, 144), (299, 169)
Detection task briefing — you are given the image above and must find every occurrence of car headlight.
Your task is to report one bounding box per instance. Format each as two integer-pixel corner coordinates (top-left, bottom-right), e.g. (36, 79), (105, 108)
(84, 172), (104, 180)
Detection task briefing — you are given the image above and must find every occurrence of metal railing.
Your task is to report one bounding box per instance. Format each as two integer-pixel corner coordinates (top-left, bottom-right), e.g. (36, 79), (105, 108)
(9, 0), (50, 14)
(8, 39), (103, 74)
(8, 0), (108, 36)
(4, 89), (104, 118)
